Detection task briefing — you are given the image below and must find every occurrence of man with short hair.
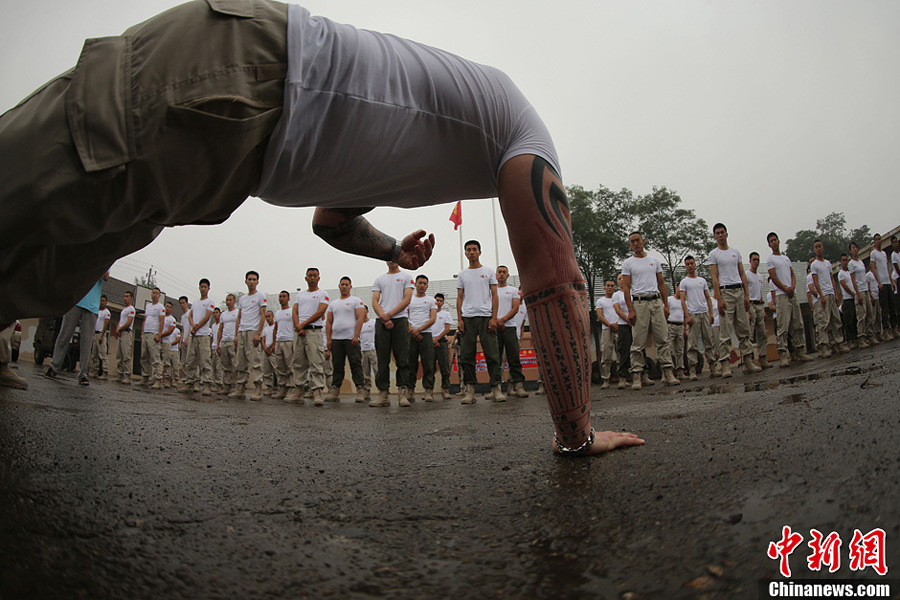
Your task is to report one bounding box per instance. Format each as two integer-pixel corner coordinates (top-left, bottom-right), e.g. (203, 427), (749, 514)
(261, 310), (277, 394)
(679, 256), (716, 380)
(746, 252), (770, 368)
(666, 288), (689, 380)
(406, 274), (438, 403)
(234, 271), (267, 401)
(209, 308), (222, 392)
(113, 290), (136, 384)
(848, 242), (872, 348)
(810, 240), (847, 356)
(161, 301), (179, 387)
(707, 223), (761, 377)
(595, 280), (619, 389)
(178, 296), (191, 368)
(180, 278), (216, 397)
(496, 266), (528, 398)
(139, 287), (167, 389)
(272, 292), (295, 401)
(218, 294), (240, 395)
(457, 240), (505, 403)
(290, 268), (330, 405)
(621, 232), (680, 389)
(325, 277), (367, 404)
(371, 262), (415, 407)
(869, 233), (895, 341)
(837, 254), (858, 347)
(612, 274), (633, 389)
(430, 294), (453, 400)
(766, 232), (813, 367)
(89, 294), (111, 379)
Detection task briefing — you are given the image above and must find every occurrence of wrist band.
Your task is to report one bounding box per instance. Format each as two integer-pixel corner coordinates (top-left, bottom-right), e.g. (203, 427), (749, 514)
(554, 428), (595, 456)
(391, 239), (402, 263)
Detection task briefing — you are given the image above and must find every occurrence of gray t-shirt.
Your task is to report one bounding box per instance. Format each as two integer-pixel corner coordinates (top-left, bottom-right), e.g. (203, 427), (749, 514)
(256, 4), (560, 209)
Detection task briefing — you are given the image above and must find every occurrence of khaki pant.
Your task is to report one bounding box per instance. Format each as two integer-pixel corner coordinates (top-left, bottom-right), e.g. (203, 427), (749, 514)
(666, 323), (685, 371)
(748, 302), (768, 360)
(855, 292), (869, 341)
(163, 348), (180, 384)
(599, 328), (617, 380)
(235, 330), (262, 386)
(140, 332), (163, 381)
(116, 330), (134, 377)
(631, 298), (672, 372)
(89, 331), (109, 376)
(687, 313), (716, 372)
(263, 350), (276, 386)
(718, 287), (753, 363)
(273, 340), (294, 388)
(211, 346), (221, 385)
(219, 339), (237, 386)
(185, 334), (212, 385)
(774, 293), (807, 354)
(432, 340), (450, 391)
(0, 324), (13, 364)
(867, 294), (882, 338)
(292, 329), (325, 391)
(0, 0), (288, 323)
(361, 348), (377, 392)
(813, 294), (844, 349)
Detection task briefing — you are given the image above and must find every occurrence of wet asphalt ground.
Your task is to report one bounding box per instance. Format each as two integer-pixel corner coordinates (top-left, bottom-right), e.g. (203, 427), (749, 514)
(1, 341), (899, 600)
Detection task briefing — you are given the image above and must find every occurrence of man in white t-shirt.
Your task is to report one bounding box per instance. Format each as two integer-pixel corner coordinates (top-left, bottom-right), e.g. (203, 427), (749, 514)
(707, 223), (761, 377)
(112, 290), (136, 384)
(217, 294), (240, 395)
(161, 301), (179, 388)
(810, 241), (847, 357)
(612, 274), (634, 389)
(457, 240), (504, 403)
(865, 270), (883, 343)
(359, 306), (377, 403)
(837, 254), (859, 346)
(89, 294), (111, 379)
(180, 278), (216, 397)
(209, 308), (222, 393)
(233, 270), (268, 401)
(139, 287), (167, 388)
(890, 236), (900, 336)
(848, 242), (873, 348)
(496, 266), (528, 398)
(679, 256), (716, 380)
(406, 275), (438, 403)
(594, 280), (619, 389)
(766, 232), (813, 367)
(430, 294), (453, 400)
(271, 291), (295, 401)
(869, 233), (895, 341)
(325, 277), (367, 403)
(746, 252), (770, 369)
(178, 296), (191, 367)
(261, 311), (276, 394)
(290, 268), (330, 405)
(621, 232), (679, 389)
(666, 289), (689, 380)
(371, 262), (415, 407)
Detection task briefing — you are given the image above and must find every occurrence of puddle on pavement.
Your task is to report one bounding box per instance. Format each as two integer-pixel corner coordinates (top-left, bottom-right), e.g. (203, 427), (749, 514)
(662, 364), (873, 398)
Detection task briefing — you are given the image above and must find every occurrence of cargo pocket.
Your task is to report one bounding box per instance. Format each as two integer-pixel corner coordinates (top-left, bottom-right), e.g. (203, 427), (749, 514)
(65, 35), (135, 172)
(166, 95), (282, 143)
(206, 0), (256, 18)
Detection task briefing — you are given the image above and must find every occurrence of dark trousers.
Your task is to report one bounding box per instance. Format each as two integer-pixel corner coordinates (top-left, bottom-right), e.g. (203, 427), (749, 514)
(878, 287), (895, 330)
(408, 332), (435, 389)
(841, 300), (858, 341)
(497, 326), (524, 384)
(331, 339), (364, 389)
(434, 338), (451, 390)
(460, 316), (501, 386)
(375, 318), (410, 391)
(616, 324), (633, 379)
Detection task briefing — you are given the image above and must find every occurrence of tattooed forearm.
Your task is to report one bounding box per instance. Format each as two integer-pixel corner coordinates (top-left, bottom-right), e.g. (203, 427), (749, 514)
(312, 208), (396, 262)
(530, 157), (571, 242)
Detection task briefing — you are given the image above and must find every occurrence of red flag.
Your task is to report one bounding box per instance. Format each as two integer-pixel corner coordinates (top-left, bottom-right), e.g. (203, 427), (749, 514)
(449, 201), (462, 230)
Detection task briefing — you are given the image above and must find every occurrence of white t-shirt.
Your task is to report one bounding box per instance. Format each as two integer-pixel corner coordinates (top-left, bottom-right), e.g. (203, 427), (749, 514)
(837, 270), (855, 300)
(848, 259), (867, 290)
(514, 299), (527, 339)
(238, 291), (267, 332)
(327, 295), (365, 340)
(274, 308), (294, 342)
(679, 276), (710, 315)
(373, 271), (415, 319)
(595, 296), (618, 330)
(497, 285), (521, 328)
(162, 315), (179, 345)
(810, 259), (835, 296)
(295, 289), (330, 327)
(407, 294), (438, 330)
(611, 291), (628, 325)
(429, 310), (452, 338)
(118, 305), (136, 331)
(866, 271), (880, 299)
(94, 308), (110, 333)
(262, 323), (275, 347)
(257, 5), (560, 211)
(457, 266), (498, 317)
(707, 247), (744, 286)
(622, 255), (661, 296)
(210, 322), (220, 350)
(143, 302), (165, 334)
(711, 297), (721, 328)
(806, 273), (818, 306)
(766, 254), (793, 297)
(190, 297), (216, 337)
(220, 308), (239, 342)
(667, 295), (685, 322)
(360, 319), (376, 351)
(892, 251), (900, 279)
(746, 270), (763, 302)
(870, 249), (890, 285)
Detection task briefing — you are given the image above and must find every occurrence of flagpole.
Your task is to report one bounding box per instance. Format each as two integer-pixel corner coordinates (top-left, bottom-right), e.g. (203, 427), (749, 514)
(458, 203), (464, 272)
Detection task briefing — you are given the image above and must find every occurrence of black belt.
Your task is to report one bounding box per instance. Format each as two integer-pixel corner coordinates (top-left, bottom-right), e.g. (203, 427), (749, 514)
(720, 283), (742, 290)
(751, 300), (764, 305)
(304, 325), (323, 330)
(632, 294), (660, 301)
(667, 321), (683, 326)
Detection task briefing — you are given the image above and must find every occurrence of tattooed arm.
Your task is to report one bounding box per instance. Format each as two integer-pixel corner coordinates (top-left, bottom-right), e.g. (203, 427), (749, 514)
(311, 207), (435, 270)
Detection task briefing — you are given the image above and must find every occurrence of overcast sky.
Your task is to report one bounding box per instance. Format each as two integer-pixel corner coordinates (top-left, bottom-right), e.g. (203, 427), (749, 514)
(3, 0), (898, 300)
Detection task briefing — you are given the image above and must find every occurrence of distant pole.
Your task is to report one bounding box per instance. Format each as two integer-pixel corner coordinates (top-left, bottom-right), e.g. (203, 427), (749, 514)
(491, 198), (500, 268)
(458, 213), (464, 273)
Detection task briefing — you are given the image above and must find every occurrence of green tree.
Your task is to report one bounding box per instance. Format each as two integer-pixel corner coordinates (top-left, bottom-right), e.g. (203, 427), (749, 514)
(134, 268), (158, 289)
(784, 212), (871, 263)
(632, 187), (714, 292)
